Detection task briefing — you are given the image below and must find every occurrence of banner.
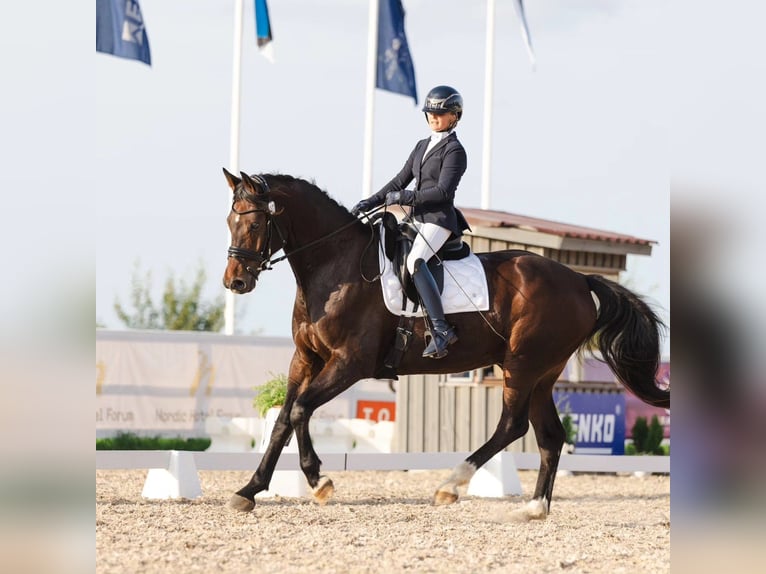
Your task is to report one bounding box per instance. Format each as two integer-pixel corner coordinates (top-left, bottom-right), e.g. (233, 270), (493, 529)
(376, 0), (417, 103)
(96, 0), (152, 66)
(96, 331), (396, 437)
(554, 391), (626, 455)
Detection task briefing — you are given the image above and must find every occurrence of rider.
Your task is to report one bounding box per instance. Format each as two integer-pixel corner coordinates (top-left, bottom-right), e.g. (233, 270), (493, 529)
(351, 85), (470, 359)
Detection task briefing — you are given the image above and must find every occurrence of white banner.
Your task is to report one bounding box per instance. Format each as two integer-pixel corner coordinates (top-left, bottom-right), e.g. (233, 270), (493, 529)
(96, 330), (295, 437)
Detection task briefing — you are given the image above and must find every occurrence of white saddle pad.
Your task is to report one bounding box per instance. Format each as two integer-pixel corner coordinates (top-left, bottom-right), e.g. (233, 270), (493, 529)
(377, 228), (490, 318)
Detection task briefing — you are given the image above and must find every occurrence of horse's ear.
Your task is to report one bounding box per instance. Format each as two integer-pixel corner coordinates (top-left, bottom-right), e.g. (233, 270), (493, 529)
(222, 168), (241, 191)
(240, 172), (265, 196)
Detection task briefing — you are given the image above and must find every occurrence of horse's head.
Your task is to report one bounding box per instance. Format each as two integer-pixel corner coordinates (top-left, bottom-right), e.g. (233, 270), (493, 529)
(222, 168), (283, 294)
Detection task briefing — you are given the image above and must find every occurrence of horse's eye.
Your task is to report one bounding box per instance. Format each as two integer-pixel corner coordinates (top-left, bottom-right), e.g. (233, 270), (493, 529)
(249, 222), (260, 232)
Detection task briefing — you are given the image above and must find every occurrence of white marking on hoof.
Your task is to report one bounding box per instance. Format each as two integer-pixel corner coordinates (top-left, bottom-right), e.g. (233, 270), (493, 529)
(525, 497), (549, 518)
(312, 475), (335, 505)
(433, 462), (477, 506)
(450, 462), (477, 486)
(508, 497), (550, 522)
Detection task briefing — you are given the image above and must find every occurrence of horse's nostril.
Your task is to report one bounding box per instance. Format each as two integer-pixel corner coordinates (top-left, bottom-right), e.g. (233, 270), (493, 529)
(231, 279), (246, 292)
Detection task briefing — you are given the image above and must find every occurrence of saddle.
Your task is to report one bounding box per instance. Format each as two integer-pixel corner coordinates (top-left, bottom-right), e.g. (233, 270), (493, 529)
(379, 211), (471, 306)
(375, 212), (472, 380)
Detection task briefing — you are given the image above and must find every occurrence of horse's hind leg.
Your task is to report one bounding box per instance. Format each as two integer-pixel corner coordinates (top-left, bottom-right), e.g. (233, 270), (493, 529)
(433, 362), (533, 506)
(509, 371), (567, 521)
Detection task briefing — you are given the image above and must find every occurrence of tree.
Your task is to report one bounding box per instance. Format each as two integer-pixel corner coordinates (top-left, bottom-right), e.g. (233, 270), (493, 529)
(630, 415), (665, 455)
(646, 415), (665, 455)
(114, 261), (225, 331)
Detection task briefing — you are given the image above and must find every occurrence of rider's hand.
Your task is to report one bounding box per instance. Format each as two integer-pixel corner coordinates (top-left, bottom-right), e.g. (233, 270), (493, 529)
(351, 198), (375, 217)
(385, 189), (415, 206)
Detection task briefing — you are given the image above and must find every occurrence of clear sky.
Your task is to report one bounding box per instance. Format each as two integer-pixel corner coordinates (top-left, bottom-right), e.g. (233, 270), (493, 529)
(93, 0), (669, 353)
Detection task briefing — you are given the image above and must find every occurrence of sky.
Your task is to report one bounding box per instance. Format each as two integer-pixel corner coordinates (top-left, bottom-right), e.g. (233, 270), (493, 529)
(91, 0), (669, 352)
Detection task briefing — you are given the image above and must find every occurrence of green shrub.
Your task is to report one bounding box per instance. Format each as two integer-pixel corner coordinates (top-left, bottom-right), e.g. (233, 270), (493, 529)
(561, 413), (577, 446)
(630, 415), (666, 455)
(253, 372), (288, 416)
(96, 432), (211, 451)
(647, 415), (665, 455)
(632, 416), (649, 453)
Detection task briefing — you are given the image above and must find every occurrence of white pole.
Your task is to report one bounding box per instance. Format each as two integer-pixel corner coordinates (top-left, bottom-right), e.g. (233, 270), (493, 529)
(480, 0), (496, 210)
(225, 0), (245, 336)
(361, 0), (380, 199)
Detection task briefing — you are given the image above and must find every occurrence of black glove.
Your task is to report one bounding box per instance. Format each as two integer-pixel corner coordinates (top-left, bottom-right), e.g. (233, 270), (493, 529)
(351, 198), (375, 217)
(385, 189), (415, 206)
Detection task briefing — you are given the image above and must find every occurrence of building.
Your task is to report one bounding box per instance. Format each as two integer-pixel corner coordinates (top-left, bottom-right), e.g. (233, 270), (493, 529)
(395, 206), (661, 453)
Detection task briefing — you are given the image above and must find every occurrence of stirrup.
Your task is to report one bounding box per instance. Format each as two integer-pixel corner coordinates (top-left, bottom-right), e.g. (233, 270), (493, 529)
(423, 327), (458, 359)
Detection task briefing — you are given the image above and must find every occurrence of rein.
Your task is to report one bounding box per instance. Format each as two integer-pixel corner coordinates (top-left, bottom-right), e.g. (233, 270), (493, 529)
(228, 179), (383, 277)
(267, 216), (366, 268)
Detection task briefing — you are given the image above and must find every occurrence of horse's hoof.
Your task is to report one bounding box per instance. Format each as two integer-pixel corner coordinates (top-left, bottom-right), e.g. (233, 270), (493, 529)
(433, 488), (459, 506)
(509, 498), (549, 522)
(229, 493), (255, 512)
(313, 475), (335, 505)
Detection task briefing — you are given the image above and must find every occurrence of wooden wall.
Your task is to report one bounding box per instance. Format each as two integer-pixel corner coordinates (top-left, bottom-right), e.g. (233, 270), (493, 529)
(394, 375), (539, 453)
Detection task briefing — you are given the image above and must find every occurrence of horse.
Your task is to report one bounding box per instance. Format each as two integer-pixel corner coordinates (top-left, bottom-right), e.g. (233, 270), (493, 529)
(221, 169), (669, 519)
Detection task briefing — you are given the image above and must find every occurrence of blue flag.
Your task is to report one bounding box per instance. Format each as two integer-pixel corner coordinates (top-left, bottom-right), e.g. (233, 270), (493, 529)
(376, 0), (417, 104)
(96, 0), (151, 66)
(254, 0), (274, 61)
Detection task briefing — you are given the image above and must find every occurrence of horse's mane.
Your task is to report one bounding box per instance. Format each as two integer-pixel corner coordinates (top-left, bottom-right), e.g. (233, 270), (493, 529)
(261, 173), (352, 217)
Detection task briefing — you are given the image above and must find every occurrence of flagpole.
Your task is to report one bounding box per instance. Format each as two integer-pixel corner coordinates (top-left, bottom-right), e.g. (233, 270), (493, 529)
(361, 0), (380, 199)
(225, 0), (245, 335)
(480, 0), (496, 211)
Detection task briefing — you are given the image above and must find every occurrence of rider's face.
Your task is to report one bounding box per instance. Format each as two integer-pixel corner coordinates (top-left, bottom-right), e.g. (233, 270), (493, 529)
(427, 112), (456, 132)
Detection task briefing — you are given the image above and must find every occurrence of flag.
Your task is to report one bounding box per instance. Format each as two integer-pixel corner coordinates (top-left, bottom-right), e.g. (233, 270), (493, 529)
(96, 0), (151, 66)
(254, 0), (274, 61)
(376, 0), (417, 104)
(513, 0), (536, 68)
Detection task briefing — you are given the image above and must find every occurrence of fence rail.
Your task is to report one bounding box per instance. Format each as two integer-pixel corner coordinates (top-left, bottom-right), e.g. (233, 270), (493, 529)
(96, 451), (669, 474)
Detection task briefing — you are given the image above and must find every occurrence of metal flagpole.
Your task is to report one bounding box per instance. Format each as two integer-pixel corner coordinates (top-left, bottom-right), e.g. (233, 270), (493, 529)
(224, 0), (245, 335)
(480, 0), (496, 211)
(361, 0), (380, 200)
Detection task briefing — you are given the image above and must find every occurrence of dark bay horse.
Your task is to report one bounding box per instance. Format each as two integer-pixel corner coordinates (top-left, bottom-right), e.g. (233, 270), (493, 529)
(222, 169), (669, 519)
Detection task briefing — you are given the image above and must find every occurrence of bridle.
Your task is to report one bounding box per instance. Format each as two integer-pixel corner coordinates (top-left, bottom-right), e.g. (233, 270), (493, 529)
(227, 175), (287, 278)
(227, 175), (372, 279)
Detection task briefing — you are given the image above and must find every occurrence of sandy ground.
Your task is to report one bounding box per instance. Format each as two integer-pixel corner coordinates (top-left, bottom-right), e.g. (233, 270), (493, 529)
(96, 469), (669, 574)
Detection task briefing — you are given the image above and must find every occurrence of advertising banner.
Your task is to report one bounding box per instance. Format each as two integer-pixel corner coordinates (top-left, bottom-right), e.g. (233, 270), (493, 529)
(553, 391), (626, 455)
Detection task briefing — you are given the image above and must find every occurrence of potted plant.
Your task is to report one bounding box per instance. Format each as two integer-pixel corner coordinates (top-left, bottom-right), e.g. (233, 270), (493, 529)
(253, 372), (288, 416)
(253, 372), (289, 453)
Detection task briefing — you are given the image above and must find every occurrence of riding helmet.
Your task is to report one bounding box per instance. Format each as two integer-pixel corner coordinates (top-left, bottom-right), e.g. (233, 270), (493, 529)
(422, 85), (463, 120)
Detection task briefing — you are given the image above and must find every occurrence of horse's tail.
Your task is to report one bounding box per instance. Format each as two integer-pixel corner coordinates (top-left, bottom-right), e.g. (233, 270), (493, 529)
(584, 275), (669, 408)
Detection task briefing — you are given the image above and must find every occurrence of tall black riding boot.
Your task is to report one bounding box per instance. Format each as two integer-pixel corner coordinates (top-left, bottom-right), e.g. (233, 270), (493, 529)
(412, 259), (458, 359)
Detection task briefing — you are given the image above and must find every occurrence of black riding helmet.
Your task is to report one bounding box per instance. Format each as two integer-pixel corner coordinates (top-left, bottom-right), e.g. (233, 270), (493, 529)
(422, 85), (463, 121)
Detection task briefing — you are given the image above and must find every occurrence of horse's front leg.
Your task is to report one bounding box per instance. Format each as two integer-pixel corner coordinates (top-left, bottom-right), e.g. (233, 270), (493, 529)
(229, 351), (321, 512)
(229, 392), (297, 511)
(289, 357), (360, 505)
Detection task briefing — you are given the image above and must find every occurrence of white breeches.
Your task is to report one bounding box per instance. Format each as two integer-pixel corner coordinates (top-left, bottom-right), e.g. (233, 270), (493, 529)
(406, 222), (452, 275)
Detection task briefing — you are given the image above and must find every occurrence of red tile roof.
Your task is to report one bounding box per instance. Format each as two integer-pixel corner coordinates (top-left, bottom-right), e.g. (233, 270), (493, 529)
(459, 206), (655, 246)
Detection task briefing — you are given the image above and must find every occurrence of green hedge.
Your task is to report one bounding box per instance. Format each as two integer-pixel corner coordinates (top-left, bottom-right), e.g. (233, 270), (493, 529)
(96, 432), (211, 451)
